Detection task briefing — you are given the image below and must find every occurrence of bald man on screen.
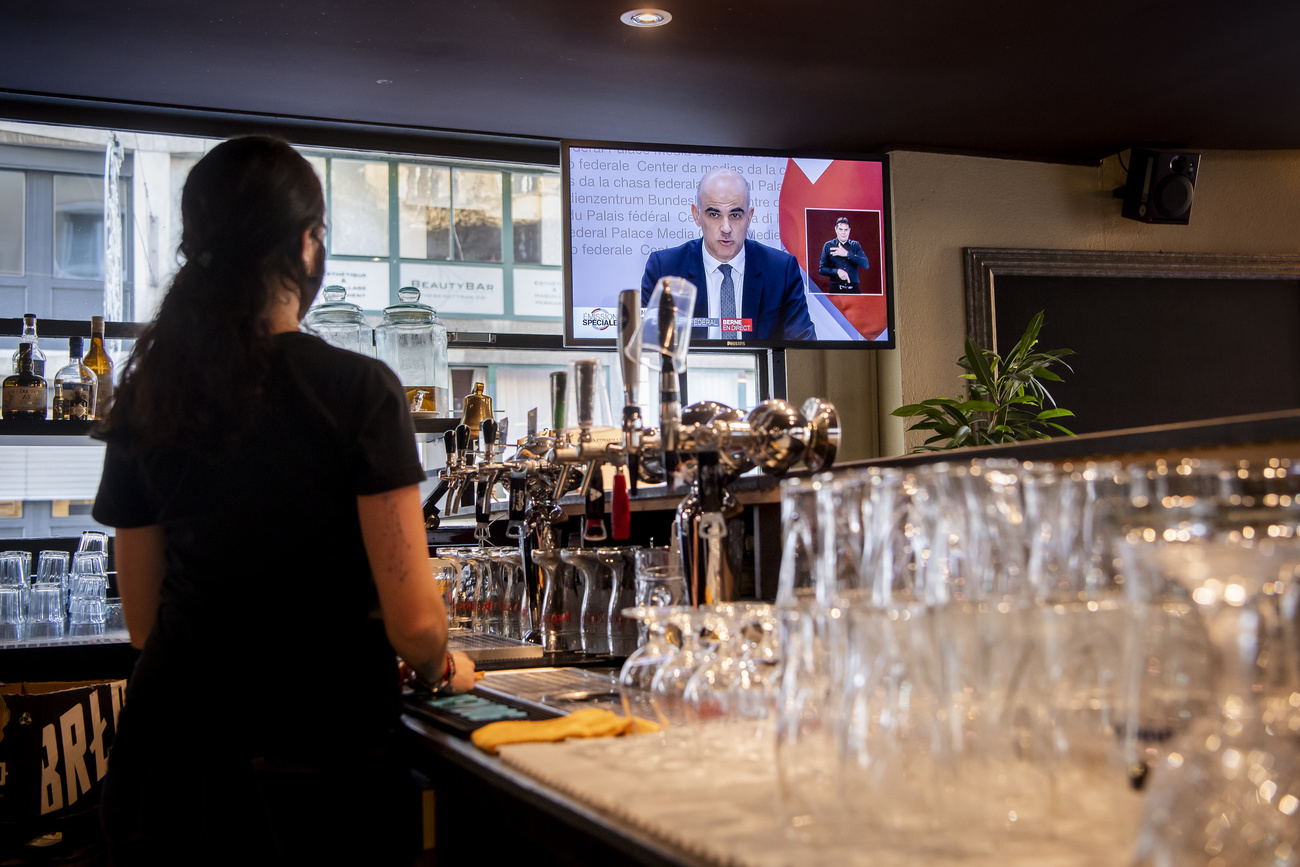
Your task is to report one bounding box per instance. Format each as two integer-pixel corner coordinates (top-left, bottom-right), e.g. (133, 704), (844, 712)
(640, 168), (816, 341)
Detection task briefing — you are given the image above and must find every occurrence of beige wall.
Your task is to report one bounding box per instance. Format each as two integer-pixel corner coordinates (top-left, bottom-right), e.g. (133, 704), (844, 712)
(797, 148), (1300, 457)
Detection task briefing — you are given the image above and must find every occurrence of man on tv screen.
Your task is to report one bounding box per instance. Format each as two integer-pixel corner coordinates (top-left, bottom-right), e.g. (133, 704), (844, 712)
(640, 168), (816, 341)
(818, 217), (869, 293)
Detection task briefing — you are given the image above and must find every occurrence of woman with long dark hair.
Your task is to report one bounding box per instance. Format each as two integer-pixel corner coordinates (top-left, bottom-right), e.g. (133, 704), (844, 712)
(93, 136), (473, 864)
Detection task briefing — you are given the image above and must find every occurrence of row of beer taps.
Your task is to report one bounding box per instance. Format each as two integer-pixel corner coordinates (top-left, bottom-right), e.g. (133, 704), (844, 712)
(423, 276), (841, 612)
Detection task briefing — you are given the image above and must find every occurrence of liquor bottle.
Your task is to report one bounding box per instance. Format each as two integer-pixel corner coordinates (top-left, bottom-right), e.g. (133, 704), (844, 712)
(52, 336), (97, 421)
(2, 344), (48, 419)
(11, 313), (46, 378)
(84, 316), (114, 420)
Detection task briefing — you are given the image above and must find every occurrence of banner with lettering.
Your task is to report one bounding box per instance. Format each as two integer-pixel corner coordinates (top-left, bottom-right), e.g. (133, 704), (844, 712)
(399, 263), (505, 316)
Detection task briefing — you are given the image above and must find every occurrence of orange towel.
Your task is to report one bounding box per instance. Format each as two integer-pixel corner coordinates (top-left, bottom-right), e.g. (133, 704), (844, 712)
(471, 708), (660, 755)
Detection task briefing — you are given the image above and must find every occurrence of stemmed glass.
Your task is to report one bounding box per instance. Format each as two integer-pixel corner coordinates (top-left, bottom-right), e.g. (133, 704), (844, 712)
(682, 602), (778, 759)
(650, 607), (711, 729)
(618, 604), (686, 731)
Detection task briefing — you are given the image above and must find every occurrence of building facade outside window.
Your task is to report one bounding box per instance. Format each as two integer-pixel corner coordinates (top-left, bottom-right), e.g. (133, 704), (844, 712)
(0, 119), (759, 539)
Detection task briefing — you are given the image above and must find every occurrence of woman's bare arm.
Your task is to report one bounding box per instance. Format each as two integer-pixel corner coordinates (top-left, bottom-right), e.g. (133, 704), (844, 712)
(358, 484), (473, 688)
(114, 525), (166, 649)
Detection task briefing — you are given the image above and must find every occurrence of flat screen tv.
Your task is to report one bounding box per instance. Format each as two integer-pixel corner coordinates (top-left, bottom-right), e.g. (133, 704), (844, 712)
(563, 141), (894, 349)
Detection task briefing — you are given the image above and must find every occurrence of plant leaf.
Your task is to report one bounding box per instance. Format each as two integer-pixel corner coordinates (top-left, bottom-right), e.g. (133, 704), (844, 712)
(1035, 408), (1075, 420)
(963, 337), (998, 397)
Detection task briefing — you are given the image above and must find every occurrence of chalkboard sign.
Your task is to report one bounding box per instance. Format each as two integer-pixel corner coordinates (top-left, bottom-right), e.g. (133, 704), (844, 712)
(965, 249), (1300, 435)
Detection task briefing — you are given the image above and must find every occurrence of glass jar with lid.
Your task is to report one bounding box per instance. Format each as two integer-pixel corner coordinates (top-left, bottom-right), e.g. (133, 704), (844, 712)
(375, 286), (450, 414)
(303, 285), (373, 357)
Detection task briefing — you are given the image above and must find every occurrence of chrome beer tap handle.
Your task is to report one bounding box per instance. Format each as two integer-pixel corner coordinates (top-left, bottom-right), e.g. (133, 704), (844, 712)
(617, 288), (644, 494)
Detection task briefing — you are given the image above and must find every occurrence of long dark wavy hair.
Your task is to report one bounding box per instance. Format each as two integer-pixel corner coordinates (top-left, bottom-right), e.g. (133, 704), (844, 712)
(103, 136), (325, 453)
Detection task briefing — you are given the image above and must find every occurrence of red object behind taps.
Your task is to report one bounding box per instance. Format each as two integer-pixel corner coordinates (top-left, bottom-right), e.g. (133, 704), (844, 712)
(612, 471), (631, 540)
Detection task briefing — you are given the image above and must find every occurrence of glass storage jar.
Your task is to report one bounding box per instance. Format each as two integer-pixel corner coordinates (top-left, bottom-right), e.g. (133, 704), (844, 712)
(303, 285), (372, 356)
(375, 286), (450, 414)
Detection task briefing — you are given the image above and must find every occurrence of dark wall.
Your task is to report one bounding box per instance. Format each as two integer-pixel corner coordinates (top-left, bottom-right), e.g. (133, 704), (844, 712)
(994, 275), (1300, 435)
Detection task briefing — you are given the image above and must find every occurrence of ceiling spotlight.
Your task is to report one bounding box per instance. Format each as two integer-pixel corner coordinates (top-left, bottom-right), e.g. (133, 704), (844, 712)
(621, 8), (671, 27)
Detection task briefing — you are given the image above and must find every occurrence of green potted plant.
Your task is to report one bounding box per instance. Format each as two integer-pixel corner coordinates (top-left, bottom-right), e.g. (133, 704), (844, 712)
(891, 311), (1076, 452)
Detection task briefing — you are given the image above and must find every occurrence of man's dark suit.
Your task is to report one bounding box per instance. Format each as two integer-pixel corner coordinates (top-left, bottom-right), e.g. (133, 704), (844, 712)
(818, 238), (869, 292)
(639, 239), (817, 341)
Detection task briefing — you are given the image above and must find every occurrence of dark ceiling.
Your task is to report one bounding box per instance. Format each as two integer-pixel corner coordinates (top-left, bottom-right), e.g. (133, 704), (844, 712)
(2, 1), (1299, 163)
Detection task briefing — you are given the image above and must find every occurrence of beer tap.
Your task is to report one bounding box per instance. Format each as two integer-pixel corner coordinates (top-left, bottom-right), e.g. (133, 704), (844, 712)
(617, 289), (644, 495)
(446, 423), (471, 513)
(421, 429), (458, 530)
(473, 419), (499, 541)
(544, 359), (627, 522)
(614, 276), (842, 603)
(656, 281), (687, 484)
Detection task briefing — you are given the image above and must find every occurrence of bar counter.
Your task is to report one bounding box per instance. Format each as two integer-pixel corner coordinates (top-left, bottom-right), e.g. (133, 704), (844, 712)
(413, 409), (1300, 866)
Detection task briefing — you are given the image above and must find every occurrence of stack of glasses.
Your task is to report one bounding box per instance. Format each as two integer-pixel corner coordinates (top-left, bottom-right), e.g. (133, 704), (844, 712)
(440, 543), (651, 656)
(772, 457), (1300, 866)
(0, 531), (116, 640)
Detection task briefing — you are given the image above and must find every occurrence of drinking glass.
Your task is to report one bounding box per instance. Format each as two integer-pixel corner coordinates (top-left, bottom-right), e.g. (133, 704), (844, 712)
(491, 548), (525, 640)
(28, 582), (63, 624)
(0, 586), (25, 627)
(77, 531), (108, 554)
(536, 547), (582, 651)
(69, 551), (107, 600)
(600, 547), (639, 656)
(649, 607), (710, 728)
(633, 547), (688, 645)
(562, 548), (610, 654)
(773, 475), (841, 840)
(104, 598), (126, 631)
(439, 547), (478, 630)
(618, 605), (687, 730)
(1, 551), (32, 617)
(1120, 469), (1300, 867)
(633, 547), (689, 605)
(683, 602), (778, 757)
(36, 551), (70, 608)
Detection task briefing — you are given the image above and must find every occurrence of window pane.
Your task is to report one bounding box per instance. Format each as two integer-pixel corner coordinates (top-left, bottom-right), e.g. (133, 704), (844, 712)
(398, 164), (451, 260)
(330, 159), (388, 256)
(304, 155), (326, 190)
(452, 169), (502, 262)
(512, 173), (561, 266)
(0, 170), (23, 275)
(53, 174), (104, 279)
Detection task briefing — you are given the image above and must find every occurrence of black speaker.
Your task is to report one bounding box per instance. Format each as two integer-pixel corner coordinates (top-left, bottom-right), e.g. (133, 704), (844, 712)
(1119, 148), (1201, 224)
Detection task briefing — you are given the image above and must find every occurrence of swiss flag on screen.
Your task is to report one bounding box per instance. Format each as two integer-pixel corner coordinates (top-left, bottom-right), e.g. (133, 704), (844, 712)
(779, 159), (889, 341)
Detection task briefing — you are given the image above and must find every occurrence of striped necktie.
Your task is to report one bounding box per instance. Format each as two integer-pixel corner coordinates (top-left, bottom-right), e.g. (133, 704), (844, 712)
(719, 263), (737, 339)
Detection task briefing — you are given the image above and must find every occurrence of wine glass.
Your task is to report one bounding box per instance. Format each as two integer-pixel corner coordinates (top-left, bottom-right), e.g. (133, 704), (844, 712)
(650, 607), (711, 729)
(683, 602), (778, 758)
(618, 605), (687, 729)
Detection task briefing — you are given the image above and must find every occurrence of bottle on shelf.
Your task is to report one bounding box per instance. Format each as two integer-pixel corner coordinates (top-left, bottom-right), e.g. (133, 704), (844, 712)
(11, 313), (46, 378)
(2, 343), (49, 419)
(52, 336), (97, 421)
(84, 315), (114, 420)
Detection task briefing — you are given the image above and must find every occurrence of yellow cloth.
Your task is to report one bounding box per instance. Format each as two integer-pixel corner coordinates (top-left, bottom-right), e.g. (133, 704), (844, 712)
(471, 708), (660, 755)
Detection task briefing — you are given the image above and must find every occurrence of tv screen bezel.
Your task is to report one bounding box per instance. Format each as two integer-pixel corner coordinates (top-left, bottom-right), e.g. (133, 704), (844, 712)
(561, 139), (896, 351)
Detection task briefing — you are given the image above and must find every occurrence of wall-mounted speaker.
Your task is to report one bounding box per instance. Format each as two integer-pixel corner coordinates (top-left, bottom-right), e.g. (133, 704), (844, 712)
(1119, 148), (1201, 224)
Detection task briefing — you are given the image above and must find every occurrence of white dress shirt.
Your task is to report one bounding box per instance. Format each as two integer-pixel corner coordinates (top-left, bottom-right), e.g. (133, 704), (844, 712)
(700, 244), (747, 340)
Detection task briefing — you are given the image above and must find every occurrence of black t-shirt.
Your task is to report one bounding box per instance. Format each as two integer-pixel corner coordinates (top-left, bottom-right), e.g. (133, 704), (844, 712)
(93, 332), (425, 759)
